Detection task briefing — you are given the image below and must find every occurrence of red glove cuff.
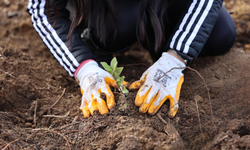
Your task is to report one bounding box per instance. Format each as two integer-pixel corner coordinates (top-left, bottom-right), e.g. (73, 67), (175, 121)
(74, 59), (95, 80)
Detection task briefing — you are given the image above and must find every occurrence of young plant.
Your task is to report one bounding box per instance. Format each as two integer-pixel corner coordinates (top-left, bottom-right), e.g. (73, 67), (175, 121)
(101, 57), (129, 96)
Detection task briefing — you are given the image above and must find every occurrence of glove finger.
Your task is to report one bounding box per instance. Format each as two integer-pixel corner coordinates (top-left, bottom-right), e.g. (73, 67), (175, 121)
(129, 80), (143, 90)
(129, 75), (146, 90)
(123, 81), (130, 88)
(96, 98), (109, 115)
(89, 96), (99, 115)
(80, 88), (90, 118)
(101, 84), (116, 109)
(81, 104), (91, 118)
(139, 89), (159, 113)
(91, 89), (109, 116)
(91, 89), (109, 115)
(174, 76), (184, 100)
(104, 77), (117, 87)
(168, 76), (184, 118)
(134, 83), (151, 107)
(98, 84), (115, 110)
(168, 96), (179, 118)
(148, 94), (170, 116)
(80, 91), (91, 118)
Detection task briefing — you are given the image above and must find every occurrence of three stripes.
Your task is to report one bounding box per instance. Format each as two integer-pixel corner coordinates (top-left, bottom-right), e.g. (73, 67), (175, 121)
(28, 0), (215, 76)
(27, 0), (78, 76)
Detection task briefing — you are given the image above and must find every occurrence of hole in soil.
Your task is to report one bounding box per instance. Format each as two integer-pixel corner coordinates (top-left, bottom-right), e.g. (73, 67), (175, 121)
(237, 125), (250, 137)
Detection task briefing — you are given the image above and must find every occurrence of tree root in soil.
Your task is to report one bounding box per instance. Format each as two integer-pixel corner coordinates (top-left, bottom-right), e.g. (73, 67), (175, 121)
(49, 88), (66, 109)
(1, 139), (18, 150)
(157, 113), (168, 125)
(43, 88), (66, 125)
(33, 101), (38, 127)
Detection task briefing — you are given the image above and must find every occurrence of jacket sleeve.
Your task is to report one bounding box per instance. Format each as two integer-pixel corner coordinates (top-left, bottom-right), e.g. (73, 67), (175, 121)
(27, 0), (95, 77)
(167, 0), (223, 63)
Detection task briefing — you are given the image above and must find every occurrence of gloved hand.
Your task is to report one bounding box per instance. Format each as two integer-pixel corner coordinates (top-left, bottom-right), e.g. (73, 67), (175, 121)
(76, 61), (117, 118)
(129, 52), (185, 118)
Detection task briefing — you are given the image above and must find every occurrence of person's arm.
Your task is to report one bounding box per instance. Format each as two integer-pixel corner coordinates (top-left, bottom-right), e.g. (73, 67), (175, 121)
(167, 0), (223, 64)
(129, 0), (224, 118)
(27, 0), (119, 118)
(27, 0), (95, 77)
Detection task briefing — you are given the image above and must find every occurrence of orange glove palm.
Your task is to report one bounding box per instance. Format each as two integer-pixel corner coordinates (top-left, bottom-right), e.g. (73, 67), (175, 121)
(129, 52), (185, 118)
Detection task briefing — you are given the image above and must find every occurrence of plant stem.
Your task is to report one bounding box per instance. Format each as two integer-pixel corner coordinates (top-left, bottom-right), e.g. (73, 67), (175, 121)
(112, 73), (125, 98)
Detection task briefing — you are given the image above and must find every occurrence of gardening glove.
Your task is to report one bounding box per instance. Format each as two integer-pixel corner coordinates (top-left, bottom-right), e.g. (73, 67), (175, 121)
(76, 61), (117, 118)
(129, 52), (185, 118)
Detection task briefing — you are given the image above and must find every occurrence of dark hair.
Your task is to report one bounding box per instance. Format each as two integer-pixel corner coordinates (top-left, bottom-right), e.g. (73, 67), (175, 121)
(137, 0), (169, 51)
(69, 0), (117, 45)
(49, 0), (170, 52)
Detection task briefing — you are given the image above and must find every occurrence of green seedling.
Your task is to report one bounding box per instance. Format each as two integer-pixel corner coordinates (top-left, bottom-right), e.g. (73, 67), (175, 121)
(101, 57), (129, 96)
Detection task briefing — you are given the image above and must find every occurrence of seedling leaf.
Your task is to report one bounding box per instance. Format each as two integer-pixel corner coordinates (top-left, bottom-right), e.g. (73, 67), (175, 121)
(101, 57), (129, 97)
(115, 67), (123, 76)
(111, 57), (118, 71)
(117, 76), (124, 85)
(114, 68), (123, 79)
(100, 62), (113, 73)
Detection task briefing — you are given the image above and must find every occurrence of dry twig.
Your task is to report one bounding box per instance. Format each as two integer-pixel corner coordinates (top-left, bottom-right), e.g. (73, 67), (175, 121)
(2, 139), (18, 150)
(49, 88), (66, 109)
(0, 69), (16, 79)
(157, 113), (171, 136)
(45, 88), (66, 124)
(43, 111), (70, 119)
(43, 114), (69, 119)
(54, 131), (71, 150)
(33, 101), (38, 127)
(195, 98), (202, 133)
(60, 116), (80, 129)
(216, 135), (229, 144)
(157, 113), (168, 125)
(0, 139), (7, 149)
(84, 127), (94, 135)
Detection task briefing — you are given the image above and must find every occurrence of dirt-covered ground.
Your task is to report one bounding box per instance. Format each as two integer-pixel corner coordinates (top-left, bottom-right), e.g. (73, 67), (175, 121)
(0, 0), (250, 149)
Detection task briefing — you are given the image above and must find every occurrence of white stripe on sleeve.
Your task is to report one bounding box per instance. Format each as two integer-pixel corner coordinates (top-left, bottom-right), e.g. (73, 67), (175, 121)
(27, 0), (79, 76)
(170, 0), (198, 49)
(183, 0), (214, 54)
(170, 0), (214, 55)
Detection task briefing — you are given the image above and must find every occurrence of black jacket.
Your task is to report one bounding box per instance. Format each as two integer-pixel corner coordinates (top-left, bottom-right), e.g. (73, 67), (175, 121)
(27, 0), (223, 77)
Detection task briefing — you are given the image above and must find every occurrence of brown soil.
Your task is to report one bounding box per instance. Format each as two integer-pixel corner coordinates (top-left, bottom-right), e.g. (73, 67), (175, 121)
(0, 0), (250, 150)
